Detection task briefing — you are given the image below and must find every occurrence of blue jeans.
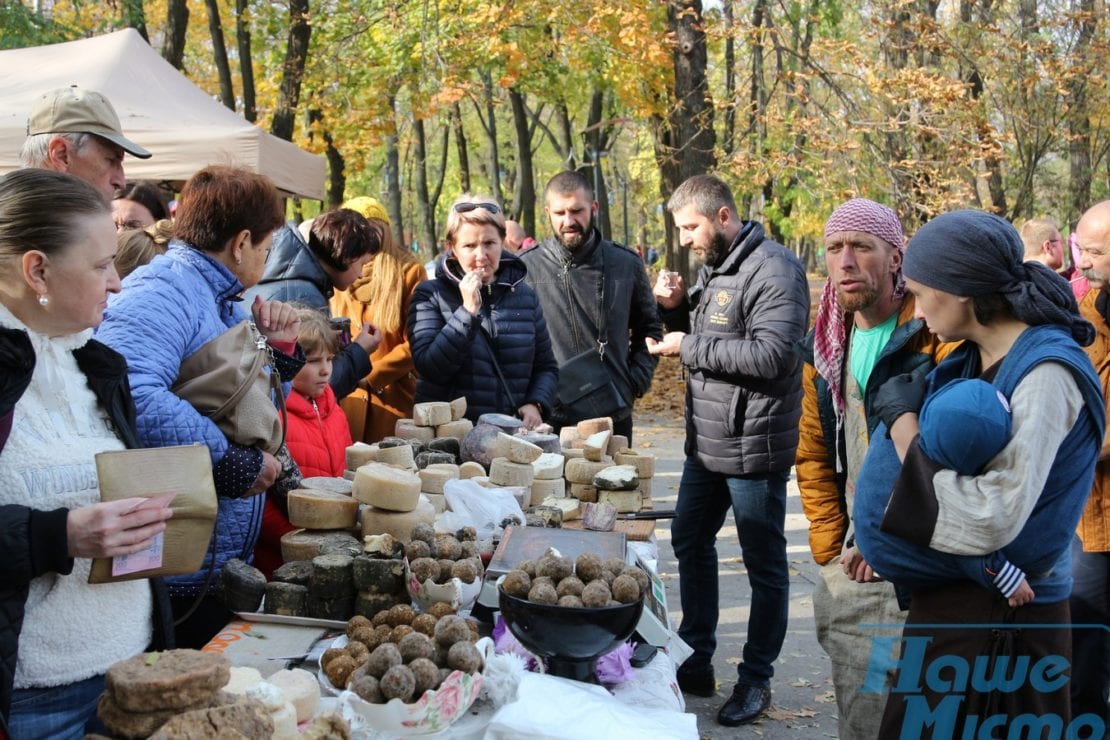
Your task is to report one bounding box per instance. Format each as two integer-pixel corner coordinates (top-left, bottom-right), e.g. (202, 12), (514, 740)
(8, 674), (107, 740)
(1070, 536), (1109, 724)
(671, 456), (789, 686)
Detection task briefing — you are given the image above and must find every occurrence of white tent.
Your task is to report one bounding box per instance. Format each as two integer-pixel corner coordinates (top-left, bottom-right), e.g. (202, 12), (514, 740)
(0, 28), (325, 200)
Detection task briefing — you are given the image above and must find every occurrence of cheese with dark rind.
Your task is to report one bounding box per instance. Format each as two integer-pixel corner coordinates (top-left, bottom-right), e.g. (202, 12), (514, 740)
(424, 437), (461, 460)
(309, 553), (354, 599)
(105, 649), (231, 713)
(355, 590), (404, 619)
(305, 593), (355, 621)
(593, 465), (639, 491)
(287, 489), (359, 530)
(271, 560), (312, 586)
(280, 530), (361, 563)
(415, 450), (455, 469)
(264, 582), (308, 617)
(352, 555), (405, 594)
(218, 558), (267, 613)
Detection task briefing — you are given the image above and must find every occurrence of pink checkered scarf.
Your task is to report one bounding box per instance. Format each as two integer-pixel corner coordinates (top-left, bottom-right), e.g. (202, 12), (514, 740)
(813, 199), (906, 419)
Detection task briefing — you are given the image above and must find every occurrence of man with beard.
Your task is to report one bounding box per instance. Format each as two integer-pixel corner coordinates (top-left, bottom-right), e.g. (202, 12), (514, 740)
(795, 199), (953, 739)
(519, 170), (662, 441)
(649, 175), (809, 727)
(1072, 200), (1110, 726)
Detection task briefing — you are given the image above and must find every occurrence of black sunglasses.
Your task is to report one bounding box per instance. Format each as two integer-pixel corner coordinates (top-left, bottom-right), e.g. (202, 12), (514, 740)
(454, 202), (501, 215)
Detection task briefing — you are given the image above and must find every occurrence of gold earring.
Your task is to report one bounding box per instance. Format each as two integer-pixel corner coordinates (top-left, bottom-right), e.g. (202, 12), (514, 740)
(38, 294), (49, 307)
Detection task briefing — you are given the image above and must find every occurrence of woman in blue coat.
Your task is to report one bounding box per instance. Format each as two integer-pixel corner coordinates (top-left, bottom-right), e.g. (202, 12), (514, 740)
(408, 195), (557, 427)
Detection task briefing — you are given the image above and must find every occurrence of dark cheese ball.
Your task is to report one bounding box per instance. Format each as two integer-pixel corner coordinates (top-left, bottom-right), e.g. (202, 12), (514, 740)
(321, 647), (347, 668)
(555, 575), (585, 598)
(325, 655), (358, 687)
(435, 559), (456, 584)
(389, 625), (414, 644)
(434, 535), (462, 561)
(410, 523), (436, 545)
(574, 553), (603, 583)
(361, 626), (385, 652)
(405, 540), (432, 561)
(611, 574), (641, 604)
(451, 560), (478, 584)
(351, 675), (383, 704)
(349, 624), (374, 646)
(603, 557), (627, 576)
(346, 615), (372, 638)
(434, 615), (472, 647)
(373, 624), (393, 644)
(455, 526), (477, 542)
(621, 566), (650, 593)
(501, 570), (531, 598)
(447, 641), (484, 673)
(535, 554), (572, 581)
(412, 613), (438, 637)
(346, 640), (370, 663)
(599, 570), (616, 586)
(410, 558), (439, 584)
(518, 559), (537, 578)
(398, 632), (435, 663)
(427, 602), (455, 619)
(459, 541), (479, 560)
(528, 582), (558, 605)
(387, 604), (416, 627)
(366, 643), (403, 679)
(380, 665), (416, 703)
(409, 657), (441, 695)
(531, 576), (555, 592)
(581, 580), (612, 608)
(371, 610), (391, 627)
(558, 594), (584, 608)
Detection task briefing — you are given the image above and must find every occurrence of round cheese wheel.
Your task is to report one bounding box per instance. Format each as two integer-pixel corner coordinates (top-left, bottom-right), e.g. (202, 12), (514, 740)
(360, 496), (436, 542)
(279, 530), (360, 563)
(353, 463), (421, 511)
(394, 419), (436, 442)
(531, 477), (566, 500)
(489, 457), (535, 487)
(435, 419), (474, 441)
(345, 443), (378, 470)
(458, 461), (486, 479)
(418, 467), (457, 494)
(287, 489), (359, 530)
(564, 458), (610, 484)
(265, 668), (319, 723)
(615, 450), (657, 478)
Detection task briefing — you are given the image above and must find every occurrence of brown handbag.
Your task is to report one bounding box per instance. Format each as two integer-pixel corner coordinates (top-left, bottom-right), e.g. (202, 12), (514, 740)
(171, 320), (285, 454)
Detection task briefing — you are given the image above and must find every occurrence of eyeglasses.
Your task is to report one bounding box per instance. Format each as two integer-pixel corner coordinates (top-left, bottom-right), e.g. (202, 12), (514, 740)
(454, 202), (501, 215)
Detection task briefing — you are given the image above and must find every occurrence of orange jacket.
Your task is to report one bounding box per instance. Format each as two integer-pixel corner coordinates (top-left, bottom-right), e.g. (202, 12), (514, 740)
(329, 260), (427, 443)
(796, 297), (957, 565)
(1077, 289), (1110, 551)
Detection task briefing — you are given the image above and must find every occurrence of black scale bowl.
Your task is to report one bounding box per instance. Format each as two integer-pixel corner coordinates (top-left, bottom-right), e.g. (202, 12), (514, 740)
(499, 586), (644, 684)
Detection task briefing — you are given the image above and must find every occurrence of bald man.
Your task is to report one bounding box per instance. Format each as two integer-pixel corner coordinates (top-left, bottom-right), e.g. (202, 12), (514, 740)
(1072, 199), (1110, 725)
(503, 219), (526, 253)
(1020, 218), (1065, 271)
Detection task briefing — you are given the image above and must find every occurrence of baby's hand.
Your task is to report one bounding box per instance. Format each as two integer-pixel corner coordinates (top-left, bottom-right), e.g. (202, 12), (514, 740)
(1007, 578), (1035, 608)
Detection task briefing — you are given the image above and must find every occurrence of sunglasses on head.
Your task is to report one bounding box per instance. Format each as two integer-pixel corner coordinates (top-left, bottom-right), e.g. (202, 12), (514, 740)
(454, 202), (501, 215)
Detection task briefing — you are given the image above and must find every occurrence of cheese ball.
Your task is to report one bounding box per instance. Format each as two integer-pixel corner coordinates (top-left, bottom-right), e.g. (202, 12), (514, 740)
(389, 624), (414, 643)
(325, 654), (358, 687)
(581, 580), (612, 608)
(346, 640), (370, 663)
(611, 574), (641, 604)
(346, 615), (372, 637)
(434, 615), (472, 647)
(621, 566), (650, 593)
(528, 582), (558, 605)
(411, 613), (438, 637)
(435, 559), (455, 584)
(398, 632), (436, 663)
(459, 541), (479, 560)
(380, 665), (416, 703)
(387, 604), (416, 627)
(427, 602), (455, 619)
(434, 535), (462, 561)
(405, 540), (432, 561)
(603, 557), (627, 576)
(455, 526), (477, 542)
(574, 553), (603, 583)
(447, 641), (484, 673)
(321, 647), (347, 668)
(555, 576), (585, 598)
(558, 594), (584, 608)
(450, 559), (478, 584)
(501, 569), (531, 599)
(410, 557), (439, 584)
(518, 559), (537, 578)
(366, 643), (403, 679)
(410, 523), (435, 545)
(409, 657), (440, 695)
(351, 674), (383, 704)
(349, 623), (374, 646)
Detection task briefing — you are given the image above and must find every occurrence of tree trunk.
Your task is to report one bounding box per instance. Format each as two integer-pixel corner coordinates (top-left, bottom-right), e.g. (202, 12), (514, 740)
(1067, 0), (1095, 227)
(582, 89), (612, 240)
(742, 0), (767, 218)
(271, 0), (311, 142)
(452, 102), (471, 193)
(384, 95), (405, 250)
(722, 0), (736, 155)
(556, 101), (576, 170)
(509, 88), (536, 236)
(236, 0), (256, 123)
(204, 0), (235, 111)
(162, 0), (189, 70)
(122, 0), (148, 42)
(413, 118), (436, 260)
(481, 72), (502, 204)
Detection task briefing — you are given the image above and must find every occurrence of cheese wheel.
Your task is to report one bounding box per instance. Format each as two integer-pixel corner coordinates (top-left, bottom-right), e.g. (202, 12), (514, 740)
(583, 430), (611, 462)
(607, 434), (630, 456)
(458, 461), (486, 479)
(435, 419), (474, 440)
(287, 489), (359, 530)
(424, 492), (447, 514)
(353, 463), (421, 511)
(562, 448), (585, 460)
(532, 452), (565, 480)
(412, 402), (452, 427)
(531, 477), (566, 500)
(570, 482), (598, 503)
(360, 496), (436, 542)
(223, 666), (263, 695)
(576, 417), (613, 436)
(599, 489), (642, 513)
(473, 476), (494, 488)
(542, 496), (581, 521)
(280, 530), (360, 563)
(418, 467), (457, 494)
(299, 477), (353, 495)
(394, 419), (436, 442)
(615, 450), (656, 478)
(449, 397), (467, 421)
(495, 433), (543, 464)
(558, 426), (581, 449)
(489, 457), (535, 487)
(345, 442), (378, 470)
(426, 462), (460, 474)
(564, 458), (610, 484)
(372, 443), (417, 469)
(265, 668), (319, 723)
(637, 476), (653, 498)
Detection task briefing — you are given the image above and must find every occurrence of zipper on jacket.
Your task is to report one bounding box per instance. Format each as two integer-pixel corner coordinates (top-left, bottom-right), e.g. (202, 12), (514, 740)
(561, 260), (583, 353)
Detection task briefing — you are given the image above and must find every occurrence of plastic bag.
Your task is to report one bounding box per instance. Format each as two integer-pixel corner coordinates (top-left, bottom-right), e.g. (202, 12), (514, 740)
(440, 479), (526, 540)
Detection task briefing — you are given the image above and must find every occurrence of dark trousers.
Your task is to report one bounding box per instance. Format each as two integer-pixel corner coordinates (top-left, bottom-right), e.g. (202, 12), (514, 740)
(671, 456), (789, 686)
(169, 594), (234, 650)
(1070, 536), (1110, 724)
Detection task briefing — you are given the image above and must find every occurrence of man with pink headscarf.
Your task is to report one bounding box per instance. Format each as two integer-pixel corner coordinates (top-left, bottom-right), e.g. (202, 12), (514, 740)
(795, 199), (956, 740)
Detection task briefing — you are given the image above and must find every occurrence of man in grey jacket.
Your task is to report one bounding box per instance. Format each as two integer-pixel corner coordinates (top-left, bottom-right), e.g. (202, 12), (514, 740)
(650, 175), (809, 727)
(520, 171), (662, 441)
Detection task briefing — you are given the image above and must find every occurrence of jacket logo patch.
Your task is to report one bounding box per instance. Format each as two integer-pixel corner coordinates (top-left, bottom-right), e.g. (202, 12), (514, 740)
(709, 314), (729, 326)
(715, 290), (732, 307)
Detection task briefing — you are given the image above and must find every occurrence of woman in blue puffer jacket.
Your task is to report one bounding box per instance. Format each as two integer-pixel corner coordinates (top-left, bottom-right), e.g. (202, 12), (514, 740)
(408, 195), (558, 428)
(96, 166), (303, 648)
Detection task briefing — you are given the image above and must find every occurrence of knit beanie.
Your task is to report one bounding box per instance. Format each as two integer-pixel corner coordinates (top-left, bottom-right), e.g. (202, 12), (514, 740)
(902, 210), (1093, 345)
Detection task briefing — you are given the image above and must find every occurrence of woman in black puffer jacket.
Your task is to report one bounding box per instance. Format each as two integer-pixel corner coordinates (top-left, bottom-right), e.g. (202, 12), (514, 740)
(408, 195), (557, 427)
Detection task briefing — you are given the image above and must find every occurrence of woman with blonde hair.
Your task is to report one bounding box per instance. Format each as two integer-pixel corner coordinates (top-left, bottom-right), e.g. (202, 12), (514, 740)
(329, 196), (426, 442)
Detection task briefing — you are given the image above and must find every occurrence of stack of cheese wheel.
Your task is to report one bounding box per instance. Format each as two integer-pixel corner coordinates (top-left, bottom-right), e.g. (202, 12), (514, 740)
(354, 462), (434, 543)
(395, 398), (474, 445)
(592, 464), (643, 513)
(417, 462), (459, 513)
(615, 449), (657, 501)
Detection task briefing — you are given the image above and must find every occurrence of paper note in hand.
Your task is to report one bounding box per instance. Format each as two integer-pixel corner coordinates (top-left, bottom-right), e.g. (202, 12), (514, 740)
(111, 493), (176, 577)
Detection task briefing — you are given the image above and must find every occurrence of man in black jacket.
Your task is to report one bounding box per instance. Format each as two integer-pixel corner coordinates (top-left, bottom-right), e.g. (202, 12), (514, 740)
(650, 175), (809, 727)
(519, 171), (662, 441)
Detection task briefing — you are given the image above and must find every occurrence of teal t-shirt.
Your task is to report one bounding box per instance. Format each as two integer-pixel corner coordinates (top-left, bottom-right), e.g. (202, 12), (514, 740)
(849, 313), (898, 392)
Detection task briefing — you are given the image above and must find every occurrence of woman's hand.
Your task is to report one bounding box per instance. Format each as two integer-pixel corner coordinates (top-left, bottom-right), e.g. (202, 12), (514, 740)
(355, 323), (382, 355)
(459, 272), (483, 316)
(518, 403), (543, 430)
(251, 295), (301, 344)
(246, 451), (281, 496)
(66, 498), (173, 559)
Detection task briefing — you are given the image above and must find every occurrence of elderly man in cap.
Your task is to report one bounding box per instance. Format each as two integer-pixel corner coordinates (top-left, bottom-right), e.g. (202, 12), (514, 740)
(795, 199), (954, 739)
(19, 86), (150, 200)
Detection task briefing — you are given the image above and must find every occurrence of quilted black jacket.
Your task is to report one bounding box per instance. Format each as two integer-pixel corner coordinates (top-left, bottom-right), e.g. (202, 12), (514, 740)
(0, 327), (172, 722)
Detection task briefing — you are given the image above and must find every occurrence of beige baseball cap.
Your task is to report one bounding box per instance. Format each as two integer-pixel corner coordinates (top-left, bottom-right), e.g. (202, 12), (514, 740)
(27, 86), (151, 159)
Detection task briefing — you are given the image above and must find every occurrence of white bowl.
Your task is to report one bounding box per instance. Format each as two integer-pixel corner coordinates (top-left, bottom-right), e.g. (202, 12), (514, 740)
(405, 560), (482, 614)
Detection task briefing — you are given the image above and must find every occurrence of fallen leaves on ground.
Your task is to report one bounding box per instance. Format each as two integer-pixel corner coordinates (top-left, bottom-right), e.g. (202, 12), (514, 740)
(638, 356), (686, 422)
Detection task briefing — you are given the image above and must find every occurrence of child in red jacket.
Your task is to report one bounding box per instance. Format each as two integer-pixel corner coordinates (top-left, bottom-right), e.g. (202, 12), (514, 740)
(254, 309), (355, 577)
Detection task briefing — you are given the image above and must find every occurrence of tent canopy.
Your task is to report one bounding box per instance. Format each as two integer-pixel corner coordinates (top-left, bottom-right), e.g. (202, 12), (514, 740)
(0, 28), (325, 200)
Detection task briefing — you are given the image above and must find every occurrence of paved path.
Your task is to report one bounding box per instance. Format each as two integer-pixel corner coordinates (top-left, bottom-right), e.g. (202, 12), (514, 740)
(635, 415), (840, 739)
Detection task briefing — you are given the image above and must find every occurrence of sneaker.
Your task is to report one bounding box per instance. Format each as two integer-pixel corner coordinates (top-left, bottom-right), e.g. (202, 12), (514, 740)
(717, 682), (772, 726)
